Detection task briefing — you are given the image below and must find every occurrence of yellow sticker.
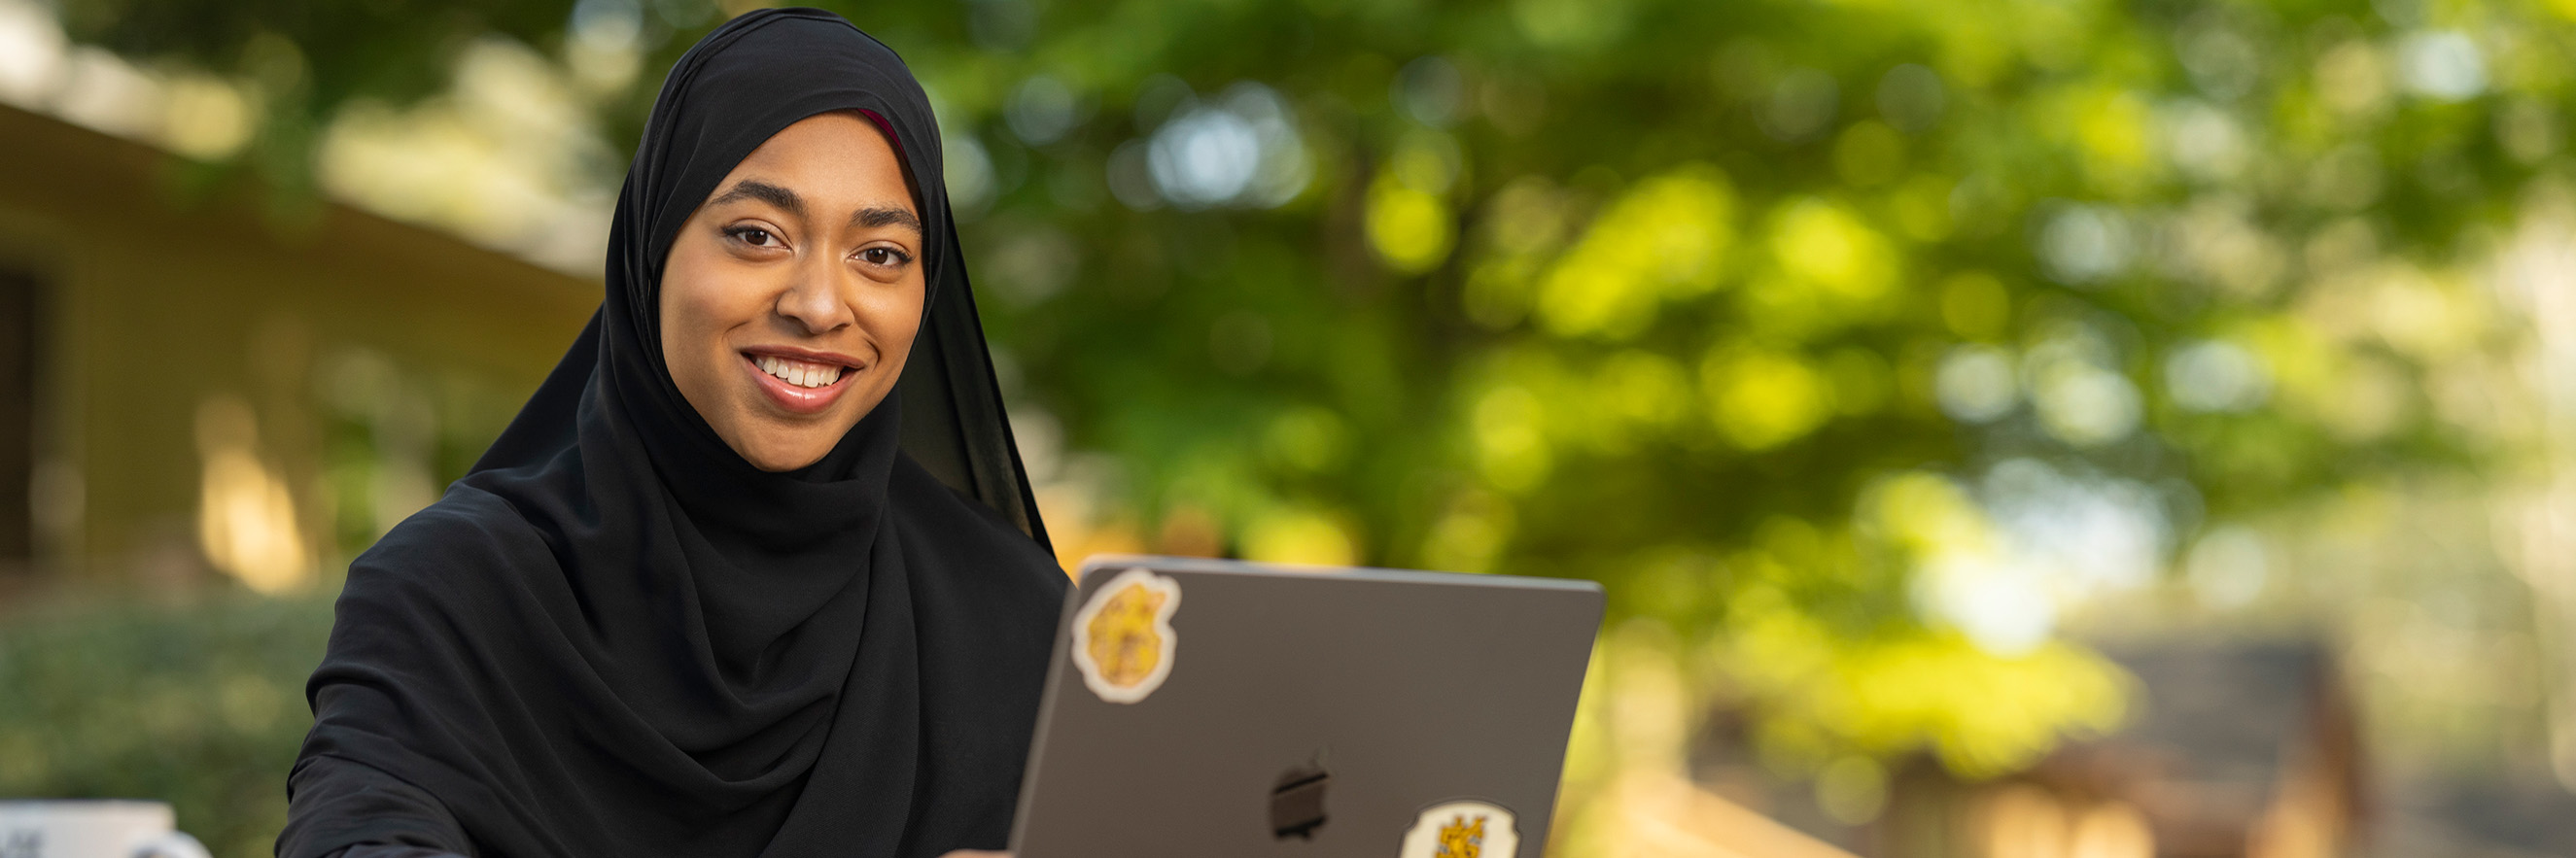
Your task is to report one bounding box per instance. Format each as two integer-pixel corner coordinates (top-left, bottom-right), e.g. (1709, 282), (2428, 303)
(1070, 567), (1182, 704)
(1397, 801), (1518, 858)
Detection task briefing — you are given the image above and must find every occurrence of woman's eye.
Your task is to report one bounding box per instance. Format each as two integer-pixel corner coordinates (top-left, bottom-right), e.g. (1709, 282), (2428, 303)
(727, 226), (779, 247)
(858, 247), (912, 267)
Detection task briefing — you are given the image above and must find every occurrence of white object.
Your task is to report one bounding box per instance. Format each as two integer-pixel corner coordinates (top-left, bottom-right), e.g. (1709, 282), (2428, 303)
(0, 801), (209, 858)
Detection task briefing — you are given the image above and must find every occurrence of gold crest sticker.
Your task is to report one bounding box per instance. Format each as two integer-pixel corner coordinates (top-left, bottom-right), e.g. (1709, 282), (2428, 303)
(1069, 567), (1182, 704)
(1398, 801), (1518, 858)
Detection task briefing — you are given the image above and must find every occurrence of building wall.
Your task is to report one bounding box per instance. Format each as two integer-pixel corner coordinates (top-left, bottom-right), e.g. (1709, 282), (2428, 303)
(0, 104), (596, 587)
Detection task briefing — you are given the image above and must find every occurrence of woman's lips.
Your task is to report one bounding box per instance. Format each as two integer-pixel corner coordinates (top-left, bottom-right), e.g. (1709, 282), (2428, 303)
(743, 352), (856, 415)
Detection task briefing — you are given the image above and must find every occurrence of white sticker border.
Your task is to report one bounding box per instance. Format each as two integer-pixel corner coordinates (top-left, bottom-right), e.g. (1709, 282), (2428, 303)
(1069, 566), (1183, 704)
(1397, 799), (1519, 858)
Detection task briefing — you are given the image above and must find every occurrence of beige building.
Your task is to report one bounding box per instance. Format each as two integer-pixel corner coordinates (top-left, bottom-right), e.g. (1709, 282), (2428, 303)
(0, 101), (595, 594)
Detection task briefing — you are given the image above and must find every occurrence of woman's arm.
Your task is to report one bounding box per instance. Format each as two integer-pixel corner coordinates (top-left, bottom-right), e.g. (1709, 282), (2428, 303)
(276, 755), (473, 858)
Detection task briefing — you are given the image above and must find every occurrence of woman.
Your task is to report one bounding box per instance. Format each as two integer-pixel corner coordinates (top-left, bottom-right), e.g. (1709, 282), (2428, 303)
(278, 9), (1061, 858)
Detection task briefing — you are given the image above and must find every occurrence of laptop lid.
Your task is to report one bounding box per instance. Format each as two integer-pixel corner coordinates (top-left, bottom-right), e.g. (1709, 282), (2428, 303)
(1007, 555), (1605, 857)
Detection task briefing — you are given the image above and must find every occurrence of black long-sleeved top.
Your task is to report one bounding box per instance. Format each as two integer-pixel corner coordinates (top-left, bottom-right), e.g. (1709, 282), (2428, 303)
(280, 757), (469, 858)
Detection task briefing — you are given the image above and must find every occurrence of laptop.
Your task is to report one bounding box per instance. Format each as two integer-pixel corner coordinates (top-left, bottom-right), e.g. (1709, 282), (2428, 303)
(1006, 555), (1606, 857)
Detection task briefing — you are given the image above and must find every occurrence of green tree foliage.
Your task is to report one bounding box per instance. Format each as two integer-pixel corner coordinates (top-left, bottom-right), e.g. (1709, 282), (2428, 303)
(38, 0), (2568, 839)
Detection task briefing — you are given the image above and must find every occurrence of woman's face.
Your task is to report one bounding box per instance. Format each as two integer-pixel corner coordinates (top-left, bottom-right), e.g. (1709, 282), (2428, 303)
(660, 111), (925, 472)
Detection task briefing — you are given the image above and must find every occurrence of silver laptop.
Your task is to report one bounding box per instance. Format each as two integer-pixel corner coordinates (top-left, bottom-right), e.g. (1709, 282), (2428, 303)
(1007, 555), (1605, 857)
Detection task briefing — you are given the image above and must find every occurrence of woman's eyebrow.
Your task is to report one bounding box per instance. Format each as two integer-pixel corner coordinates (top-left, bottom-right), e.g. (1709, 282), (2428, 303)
(709, 179), (803, 216)
(853, 206), (922, 234)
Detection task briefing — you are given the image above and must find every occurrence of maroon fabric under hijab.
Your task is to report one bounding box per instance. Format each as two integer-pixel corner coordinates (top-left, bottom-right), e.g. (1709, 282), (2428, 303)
(279, 10), (1064, 858)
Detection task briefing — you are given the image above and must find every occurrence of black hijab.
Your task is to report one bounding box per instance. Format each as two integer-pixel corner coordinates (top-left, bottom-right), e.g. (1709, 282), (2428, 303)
(290, 10), (1065, 857)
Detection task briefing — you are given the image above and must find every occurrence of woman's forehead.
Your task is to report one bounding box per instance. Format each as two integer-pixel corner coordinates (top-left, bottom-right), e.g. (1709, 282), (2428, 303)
(720, 113), (915, 215)
(739, 113), (900, 174)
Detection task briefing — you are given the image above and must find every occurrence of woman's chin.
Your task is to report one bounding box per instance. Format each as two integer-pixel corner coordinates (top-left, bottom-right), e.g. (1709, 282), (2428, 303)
(742, 441), (835, 472)
(714, 423), (838, 471)
(719, 392), (869, 471)
(715, 381), (890, 470)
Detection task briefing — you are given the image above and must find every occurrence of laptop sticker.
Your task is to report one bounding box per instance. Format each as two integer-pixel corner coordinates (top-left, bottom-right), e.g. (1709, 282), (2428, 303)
(1070, 567), (1182, 704)
(1398, 800), (1518, 858)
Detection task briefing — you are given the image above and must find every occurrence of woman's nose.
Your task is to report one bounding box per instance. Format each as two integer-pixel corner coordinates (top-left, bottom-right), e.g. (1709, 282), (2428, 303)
(774, 257), (853, 334)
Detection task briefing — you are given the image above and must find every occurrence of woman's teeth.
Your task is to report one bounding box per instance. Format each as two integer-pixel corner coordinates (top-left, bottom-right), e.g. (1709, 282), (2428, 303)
(754, 355), (845, 389)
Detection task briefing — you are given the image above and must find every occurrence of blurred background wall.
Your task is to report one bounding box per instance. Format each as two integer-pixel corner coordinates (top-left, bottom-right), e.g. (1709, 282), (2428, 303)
(0, 0), (2572, 855)
(0, 101), (593, 593)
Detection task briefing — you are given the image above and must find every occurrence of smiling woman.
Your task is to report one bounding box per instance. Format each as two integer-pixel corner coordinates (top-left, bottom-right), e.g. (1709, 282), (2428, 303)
(660, 111), (928, 472)
(276, 10), (1062, 858)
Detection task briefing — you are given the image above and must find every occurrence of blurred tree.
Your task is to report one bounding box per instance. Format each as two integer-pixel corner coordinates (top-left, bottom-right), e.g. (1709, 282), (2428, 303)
(0, 596), (334, 858)
(40, 0), (2576, 846)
